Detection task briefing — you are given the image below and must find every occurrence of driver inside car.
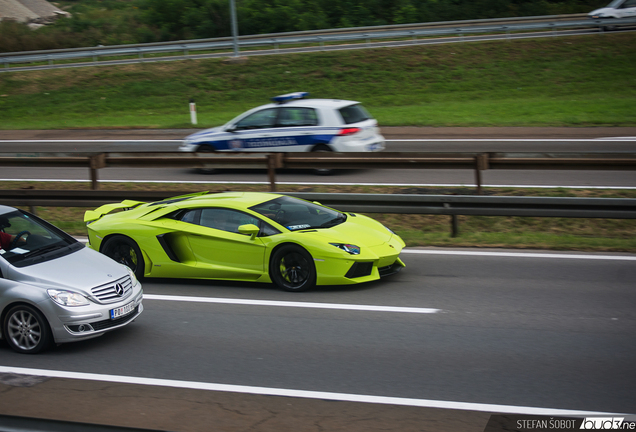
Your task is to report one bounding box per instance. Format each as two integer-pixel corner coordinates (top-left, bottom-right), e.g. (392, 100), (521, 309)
(0, 217), (27, 251)
(0, 231), (26, 251)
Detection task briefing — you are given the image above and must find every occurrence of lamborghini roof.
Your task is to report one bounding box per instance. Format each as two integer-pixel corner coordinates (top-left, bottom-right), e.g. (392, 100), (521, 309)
(155, 191), (283, 210)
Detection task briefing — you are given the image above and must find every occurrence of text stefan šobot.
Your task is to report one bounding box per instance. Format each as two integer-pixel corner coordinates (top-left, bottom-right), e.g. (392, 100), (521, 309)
(513, 417), (636, 430)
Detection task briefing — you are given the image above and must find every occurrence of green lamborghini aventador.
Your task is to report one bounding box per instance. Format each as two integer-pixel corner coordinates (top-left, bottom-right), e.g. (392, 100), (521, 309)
(85, 192), (405, 292)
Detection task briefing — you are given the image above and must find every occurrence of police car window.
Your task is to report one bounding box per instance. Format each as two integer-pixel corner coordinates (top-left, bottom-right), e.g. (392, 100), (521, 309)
(339, 104), (372, 124)
(277, 108), (318, 127)
(235, 109), (277, 130)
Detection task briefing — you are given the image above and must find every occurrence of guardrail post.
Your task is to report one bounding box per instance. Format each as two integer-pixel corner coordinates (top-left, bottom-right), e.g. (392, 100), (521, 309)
(267, 153), (283, 192)
(89, 154), (106, 190)
(474, 153), (489, 194)
(450, 214), (459, 237)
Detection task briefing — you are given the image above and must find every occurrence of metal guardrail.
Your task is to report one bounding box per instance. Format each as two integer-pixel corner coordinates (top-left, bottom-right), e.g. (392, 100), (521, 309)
(286, 192), (636, 219)
(2, 189), (633, 219)
(2, 189), (634, 237)
(2, 14), (634, 68)
(1, 151), (635, 192)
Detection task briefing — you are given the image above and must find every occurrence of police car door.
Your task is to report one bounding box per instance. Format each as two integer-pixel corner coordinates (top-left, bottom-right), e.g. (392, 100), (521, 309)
(275, 107), (319, 150)
(617, 0), (636, 17)
(225, 107), (311, 152)
(225, 108), (279, 151)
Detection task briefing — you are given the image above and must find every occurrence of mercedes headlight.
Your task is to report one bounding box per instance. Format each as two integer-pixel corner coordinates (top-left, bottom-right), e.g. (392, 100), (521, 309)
(48, 289), (90, 306)
(125, 266), (139, 286)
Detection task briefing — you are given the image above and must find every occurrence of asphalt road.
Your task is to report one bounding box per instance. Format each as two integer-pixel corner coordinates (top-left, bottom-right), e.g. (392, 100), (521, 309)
(0, 250), (634, 431)
(1, 127), (636, 188)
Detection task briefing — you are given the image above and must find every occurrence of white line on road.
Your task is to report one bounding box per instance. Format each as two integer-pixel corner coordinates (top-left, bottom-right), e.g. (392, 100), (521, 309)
(0, 366), (624, 416)
(1, 178), (635, 189)
(143, 294), (440, 314)
(0, 139), (182, 142)
(403, 249), (636, 260)
(1, 138), (634, 142)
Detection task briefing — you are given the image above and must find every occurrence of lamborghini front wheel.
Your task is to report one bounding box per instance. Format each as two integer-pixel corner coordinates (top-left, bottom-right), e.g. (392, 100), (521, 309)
(269, 245), (316, 292)
(102, 235), (145, 279)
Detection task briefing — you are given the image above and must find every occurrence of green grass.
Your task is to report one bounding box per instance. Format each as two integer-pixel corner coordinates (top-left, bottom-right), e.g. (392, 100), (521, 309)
(1, 32), (635, 129)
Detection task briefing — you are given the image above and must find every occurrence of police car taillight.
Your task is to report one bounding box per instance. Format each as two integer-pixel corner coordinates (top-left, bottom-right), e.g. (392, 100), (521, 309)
(338, 127), (361, 136)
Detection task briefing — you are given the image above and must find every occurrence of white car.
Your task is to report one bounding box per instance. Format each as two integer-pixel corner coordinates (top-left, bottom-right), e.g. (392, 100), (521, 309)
(179, 92), (385, 155)
(588, 0), (636, 29)
(0, 205), (143, 354)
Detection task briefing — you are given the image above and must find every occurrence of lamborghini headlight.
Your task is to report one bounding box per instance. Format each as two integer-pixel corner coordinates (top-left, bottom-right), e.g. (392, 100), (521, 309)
(330, 243), (361, 255)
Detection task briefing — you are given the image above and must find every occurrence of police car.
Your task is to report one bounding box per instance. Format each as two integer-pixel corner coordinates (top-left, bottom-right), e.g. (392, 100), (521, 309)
(588, 0), (636, 29)
(179, 92), (385, 155)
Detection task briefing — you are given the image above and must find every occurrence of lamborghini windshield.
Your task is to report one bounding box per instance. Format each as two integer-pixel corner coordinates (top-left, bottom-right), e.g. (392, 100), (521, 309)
(250, 196), (346, 231)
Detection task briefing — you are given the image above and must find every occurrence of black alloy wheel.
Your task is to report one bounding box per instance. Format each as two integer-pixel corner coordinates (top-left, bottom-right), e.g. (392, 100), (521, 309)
(101, 235), (145, 279)
(270, 244), (316, 292)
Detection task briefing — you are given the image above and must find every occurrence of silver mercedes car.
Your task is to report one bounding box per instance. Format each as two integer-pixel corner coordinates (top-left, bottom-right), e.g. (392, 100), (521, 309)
(0, 205), (143, 354)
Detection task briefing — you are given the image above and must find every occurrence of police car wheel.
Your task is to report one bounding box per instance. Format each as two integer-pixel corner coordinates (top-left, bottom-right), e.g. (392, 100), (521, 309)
(312, 145), (334, 176)
(601, 17), (617, 31)
(196, 145), (217, 174)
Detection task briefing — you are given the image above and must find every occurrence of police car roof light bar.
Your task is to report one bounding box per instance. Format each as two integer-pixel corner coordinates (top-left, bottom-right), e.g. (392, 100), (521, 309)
(271, 92), (309, 104)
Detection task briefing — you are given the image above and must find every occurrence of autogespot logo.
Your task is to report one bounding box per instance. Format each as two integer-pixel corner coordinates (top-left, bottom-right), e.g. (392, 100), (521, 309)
(580, 418), (634, 430)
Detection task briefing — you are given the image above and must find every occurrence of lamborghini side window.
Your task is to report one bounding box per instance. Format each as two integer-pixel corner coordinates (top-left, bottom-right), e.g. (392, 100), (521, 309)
(181, 209), (200, 224)
(166, 209), (200, 224)
(199, 208), (261, 234)
(259, 224), (280, 237)
(198, 208), (280, 236)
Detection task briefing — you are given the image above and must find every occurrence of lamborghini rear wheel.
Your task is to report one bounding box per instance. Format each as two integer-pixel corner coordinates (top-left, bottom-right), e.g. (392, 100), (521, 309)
(102, 235), (145, 279)
(269, 245), (316, 292)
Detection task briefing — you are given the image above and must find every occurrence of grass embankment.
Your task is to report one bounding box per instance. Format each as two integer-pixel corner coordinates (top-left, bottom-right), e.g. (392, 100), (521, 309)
(1, 33), (635, 251)
(8, 182), (636, 252)
(1, 33), (635, 129)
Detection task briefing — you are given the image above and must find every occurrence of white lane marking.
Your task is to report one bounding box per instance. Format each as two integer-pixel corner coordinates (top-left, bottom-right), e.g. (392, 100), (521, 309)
(403, 249), (636, 261)
(143, 294), (440, 314)
(1, 179), (634, 189)
(0, 366), (624, 416)
(1, 138), (635, 143)
(0, 139), (181, 143)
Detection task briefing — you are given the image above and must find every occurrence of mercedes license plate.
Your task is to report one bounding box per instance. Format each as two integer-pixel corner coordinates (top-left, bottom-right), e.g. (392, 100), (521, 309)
(110, 301), (135, 319)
